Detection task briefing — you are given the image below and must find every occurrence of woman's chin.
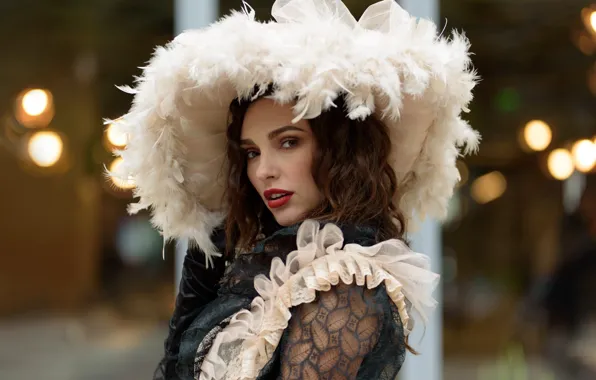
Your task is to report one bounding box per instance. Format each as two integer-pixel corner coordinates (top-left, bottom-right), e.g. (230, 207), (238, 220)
(272, 208), (305, 227)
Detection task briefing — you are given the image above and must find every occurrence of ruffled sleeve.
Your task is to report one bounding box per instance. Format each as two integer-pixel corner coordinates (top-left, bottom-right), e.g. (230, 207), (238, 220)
(279, 283), (383, 379)
(197, 220), (437, 380)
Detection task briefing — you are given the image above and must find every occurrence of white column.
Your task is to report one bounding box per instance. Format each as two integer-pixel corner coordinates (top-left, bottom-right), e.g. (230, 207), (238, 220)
(174, 0), (219, 292)
(403, 218), (443, 380)
(175, 0), (219, 35)
(563, 171), (586, 215)
(398, 1), (442, 379)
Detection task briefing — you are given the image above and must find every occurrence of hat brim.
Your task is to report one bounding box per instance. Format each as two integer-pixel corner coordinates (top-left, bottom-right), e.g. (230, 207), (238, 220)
(113, 0), (479, 259)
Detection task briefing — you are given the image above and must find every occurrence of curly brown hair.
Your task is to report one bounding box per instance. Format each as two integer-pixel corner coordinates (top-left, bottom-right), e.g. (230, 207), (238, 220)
(224, 91), (407, 255)
(224, 91), (419, 354)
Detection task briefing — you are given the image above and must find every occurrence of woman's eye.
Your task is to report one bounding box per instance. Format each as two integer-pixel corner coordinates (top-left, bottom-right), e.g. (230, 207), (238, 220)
(281, 138), (298, 149)
(246, 150), (259, 159)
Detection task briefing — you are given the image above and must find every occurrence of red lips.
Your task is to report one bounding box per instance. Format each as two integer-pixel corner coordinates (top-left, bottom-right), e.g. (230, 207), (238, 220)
(264, 188), (294, 209)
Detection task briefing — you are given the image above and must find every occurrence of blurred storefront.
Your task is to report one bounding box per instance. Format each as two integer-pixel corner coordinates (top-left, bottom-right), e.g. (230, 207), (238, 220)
(0, 0), (595, 379)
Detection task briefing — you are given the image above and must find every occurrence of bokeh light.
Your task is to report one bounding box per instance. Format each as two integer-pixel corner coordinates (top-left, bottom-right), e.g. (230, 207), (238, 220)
(108, 157), (135, 190)
(27, 130), (63, 167)
(547, 148), (575, 180)
(522, 120), (552, 151)
(22, 89), (50, 116)
(470, 171), (507, 204)
(105, 122), (128, 148)
(571, 139), (596, 172)
(15, 88), (55, 128)
(577, 33), (595, 55)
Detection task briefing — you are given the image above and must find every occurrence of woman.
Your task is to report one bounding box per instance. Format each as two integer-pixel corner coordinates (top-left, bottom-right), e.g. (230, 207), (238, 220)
(111, 1), (479, 379)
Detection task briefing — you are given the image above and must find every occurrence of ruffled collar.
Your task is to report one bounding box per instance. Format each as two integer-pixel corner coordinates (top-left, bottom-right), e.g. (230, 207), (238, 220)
(253, 220), (378, 254)
(201, 220), (439, 380)
(219, 221), (379, 296)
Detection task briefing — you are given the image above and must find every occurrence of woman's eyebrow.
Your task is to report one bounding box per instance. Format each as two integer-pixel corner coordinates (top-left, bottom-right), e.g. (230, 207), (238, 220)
(267, 125), (304, 140)
(240, 125), (304, 145)
(239, 138), (255, 146)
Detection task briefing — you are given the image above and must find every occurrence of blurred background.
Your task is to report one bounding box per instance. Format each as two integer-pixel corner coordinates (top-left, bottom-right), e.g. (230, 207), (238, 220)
(1, 0), (595, 379)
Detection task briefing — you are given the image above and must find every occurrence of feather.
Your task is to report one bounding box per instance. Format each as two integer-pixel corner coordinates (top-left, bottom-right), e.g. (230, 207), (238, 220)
(115, 84), (138, 94)
(109, 0), (479, 268)
(272, 0), (357, 27)
(358, 0), (409, 33)
(241, 1), (255, 17)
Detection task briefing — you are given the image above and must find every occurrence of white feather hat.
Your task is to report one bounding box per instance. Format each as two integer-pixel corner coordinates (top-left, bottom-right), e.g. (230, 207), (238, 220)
(111, 0), (479, 263)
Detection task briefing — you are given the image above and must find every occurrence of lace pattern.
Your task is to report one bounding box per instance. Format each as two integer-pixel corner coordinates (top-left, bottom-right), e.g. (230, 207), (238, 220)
(280, 283), (383, 379)
(197, 220), (439, 380)
(194, 316), (234, 377)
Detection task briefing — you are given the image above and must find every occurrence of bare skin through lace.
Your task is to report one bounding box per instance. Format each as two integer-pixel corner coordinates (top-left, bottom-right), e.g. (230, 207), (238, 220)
(280, 283), (384, 380)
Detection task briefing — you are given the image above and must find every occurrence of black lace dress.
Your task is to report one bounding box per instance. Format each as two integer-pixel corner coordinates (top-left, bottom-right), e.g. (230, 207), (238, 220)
(154, 223), (406, 380)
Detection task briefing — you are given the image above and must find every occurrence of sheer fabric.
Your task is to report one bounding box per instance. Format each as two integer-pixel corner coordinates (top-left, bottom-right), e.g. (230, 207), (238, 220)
(280, 283), (383, 379)
(261, 283), (407, 380)
(158, 222), (415, 380)
(197, 221), (437, 380)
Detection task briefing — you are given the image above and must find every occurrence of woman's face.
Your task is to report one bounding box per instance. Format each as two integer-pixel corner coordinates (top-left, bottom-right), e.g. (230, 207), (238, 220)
(240, 98), (323, 226)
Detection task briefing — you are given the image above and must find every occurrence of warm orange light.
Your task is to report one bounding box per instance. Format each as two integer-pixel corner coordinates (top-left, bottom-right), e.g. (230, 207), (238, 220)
(15, 88), (55, 128)
(547, 149), (574, 180)
(22, 89), (50, 116)
(108, 157), (135, 190)
(571, 139), (596, 172)
(27, 131), (63, 167)
(577, 33), (595, 55)
(470, 171), (507, 204)
(105, 122), (128, 148)
(582, 8), (596, 36)
(522, 120), (552, 151)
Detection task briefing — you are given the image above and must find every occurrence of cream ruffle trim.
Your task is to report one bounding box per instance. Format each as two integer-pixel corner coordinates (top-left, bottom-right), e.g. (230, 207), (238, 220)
(198, 220), (439, 380)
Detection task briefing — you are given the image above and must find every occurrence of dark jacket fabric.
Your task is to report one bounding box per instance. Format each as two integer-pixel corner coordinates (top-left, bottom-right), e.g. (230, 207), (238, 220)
(153, 223), (406, 380)
(153, 228), (227, 380)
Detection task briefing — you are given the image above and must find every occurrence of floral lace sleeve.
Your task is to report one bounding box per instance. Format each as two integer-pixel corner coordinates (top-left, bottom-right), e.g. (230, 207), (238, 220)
(279, 283), (384, 380)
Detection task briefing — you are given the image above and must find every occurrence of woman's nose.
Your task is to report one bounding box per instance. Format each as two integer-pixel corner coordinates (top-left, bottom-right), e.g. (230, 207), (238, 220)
(255, 153), (279, 181)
